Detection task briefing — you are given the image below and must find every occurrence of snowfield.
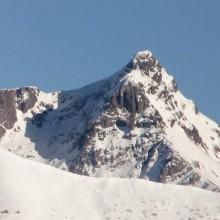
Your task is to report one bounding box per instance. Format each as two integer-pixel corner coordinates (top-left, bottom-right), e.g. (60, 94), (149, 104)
(0, 148), (220, 220)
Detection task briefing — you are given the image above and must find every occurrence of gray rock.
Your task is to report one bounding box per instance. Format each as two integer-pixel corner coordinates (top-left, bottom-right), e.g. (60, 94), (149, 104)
(114, 83), (149, 114)
(0, 90), (17, 131)
(16, 87), (39, 113)
(0, 87), (39, 139)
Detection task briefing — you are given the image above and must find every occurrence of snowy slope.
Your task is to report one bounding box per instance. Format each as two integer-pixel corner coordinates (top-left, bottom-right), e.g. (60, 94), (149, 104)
(1, 148), (220, 220)
(0, 50), (220, 191)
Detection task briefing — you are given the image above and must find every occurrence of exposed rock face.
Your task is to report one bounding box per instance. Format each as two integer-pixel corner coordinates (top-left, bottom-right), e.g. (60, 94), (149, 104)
(0, 126), (6, 139)
(1, 50), (220, 192)
(16, 87), (39, 113)
(181, 124), (207, 150)
(141, 143), (202, 185)
(114, 83), (149, 114)
(126, 51), (161, 75)
(0, 87), (39, 138)
(0, 90), (17, 138)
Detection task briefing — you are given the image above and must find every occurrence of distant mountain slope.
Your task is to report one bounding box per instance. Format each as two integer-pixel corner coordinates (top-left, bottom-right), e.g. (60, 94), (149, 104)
(0, 50), (220, 191)
(0, 148), (220, 220)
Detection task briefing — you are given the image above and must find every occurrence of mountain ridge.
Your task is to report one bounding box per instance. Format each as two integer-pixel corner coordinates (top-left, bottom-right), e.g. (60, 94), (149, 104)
(0, 50), (220, 192)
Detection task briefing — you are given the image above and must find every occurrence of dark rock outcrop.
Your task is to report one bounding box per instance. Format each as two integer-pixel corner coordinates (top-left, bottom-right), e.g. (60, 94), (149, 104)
(0, 87), (39, 138)
(112, 83), (149, 114)
(16, 87), (39, 113)
(0, 90), (17, 137)
(126, 51), (160, 74)
(181, 124), (207, 150)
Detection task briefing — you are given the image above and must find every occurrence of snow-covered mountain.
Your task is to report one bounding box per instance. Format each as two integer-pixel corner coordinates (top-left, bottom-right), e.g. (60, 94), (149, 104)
(1, 147), (220, 220)
(0, 50), (220, 192)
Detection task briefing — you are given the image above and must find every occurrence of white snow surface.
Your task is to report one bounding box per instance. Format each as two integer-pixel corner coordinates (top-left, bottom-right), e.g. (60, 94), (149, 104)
(0, 148), (220, 220)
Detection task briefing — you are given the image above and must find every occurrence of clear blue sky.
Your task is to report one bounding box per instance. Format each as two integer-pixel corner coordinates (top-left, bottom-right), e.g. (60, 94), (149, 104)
(0, 1), (219, 122)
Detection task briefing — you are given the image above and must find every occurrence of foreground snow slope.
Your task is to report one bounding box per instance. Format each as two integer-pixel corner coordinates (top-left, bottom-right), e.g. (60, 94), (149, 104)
(0, 148), (220, 220)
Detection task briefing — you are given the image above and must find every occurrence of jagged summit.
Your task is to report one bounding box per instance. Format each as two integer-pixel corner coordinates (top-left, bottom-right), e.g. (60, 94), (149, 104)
(0, 51), (220, 192)
(130, 50), (155, 65)
(131, 50), (155, 67)
(126, 49), (160, 73)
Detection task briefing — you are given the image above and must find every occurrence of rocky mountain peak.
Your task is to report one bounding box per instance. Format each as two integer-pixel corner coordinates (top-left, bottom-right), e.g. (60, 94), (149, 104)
(125, 50), (161, 75)
(132, 50), (156, 67)
(0, 51), (220, 192)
